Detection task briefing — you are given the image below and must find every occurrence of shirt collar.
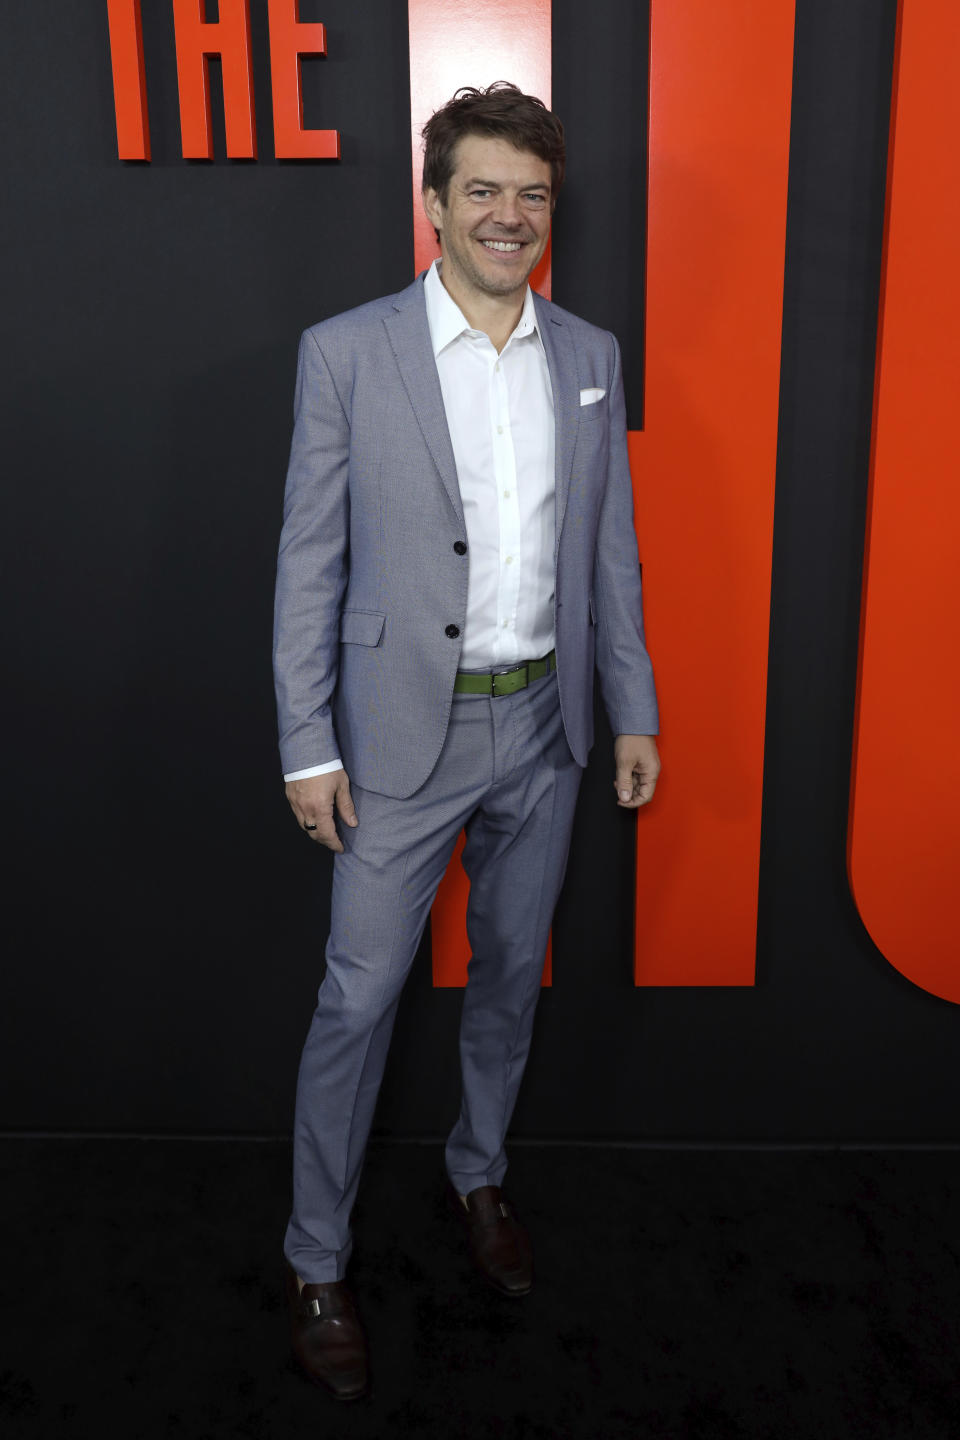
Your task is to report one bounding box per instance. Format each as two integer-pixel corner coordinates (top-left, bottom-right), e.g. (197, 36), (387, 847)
(423, 259), (541, 358)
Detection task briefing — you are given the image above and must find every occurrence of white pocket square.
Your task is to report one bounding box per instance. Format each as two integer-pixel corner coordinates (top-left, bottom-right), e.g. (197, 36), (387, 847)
(579, 387), (606, 406)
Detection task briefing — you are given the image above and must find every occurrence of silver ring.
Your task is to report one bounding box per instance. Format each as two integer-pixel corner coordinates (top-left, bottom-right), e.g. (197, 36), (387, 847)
(304, 822), (318, 831)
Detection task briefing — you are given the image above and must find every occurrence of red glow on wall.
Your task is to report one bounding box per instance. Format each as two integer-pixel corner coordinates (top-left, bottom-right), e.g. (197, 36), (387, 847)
(408, 0), (552, 296)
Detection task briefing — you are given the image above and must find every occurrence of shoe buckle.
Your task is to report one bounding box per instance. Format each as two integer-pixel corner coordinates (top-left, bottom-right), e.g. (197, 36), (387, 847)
(307, 1297), (322, 1318)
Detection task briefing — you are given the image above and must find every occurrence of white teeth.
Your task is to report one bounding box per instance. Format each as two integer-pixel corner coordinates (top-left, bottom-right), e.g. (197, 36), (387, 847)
(481, 240), (522, 252)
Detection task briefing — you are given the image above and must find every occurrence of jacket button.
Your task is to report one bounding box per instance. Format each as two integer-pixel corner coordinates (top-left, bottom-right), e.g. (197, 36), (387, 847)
(445, 624), (460, 638)
(453, 540), (467, 555)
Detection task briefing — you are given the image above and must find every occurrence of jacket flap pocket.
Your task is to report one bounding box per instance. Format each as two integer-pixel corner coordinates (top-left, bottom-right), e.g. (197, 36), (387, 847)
(340, 609), (385, 646)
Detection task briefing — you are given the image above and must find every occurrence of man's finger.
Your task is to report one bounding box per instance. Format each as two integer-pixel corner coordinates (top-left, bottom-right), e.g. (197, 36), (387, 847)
(300, 799), (343, 851)
(614, 768), (660, 808)
(334, 777), (359, 829)
(615, 765), (635, 804)
(305, 813), (343, 851)
(633, 773), (658, 806)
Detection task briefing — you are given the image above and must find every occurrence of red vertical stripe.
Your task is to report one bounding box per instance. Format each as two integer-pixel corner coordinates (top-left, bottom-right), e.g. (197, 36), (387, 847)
(849, 0), (960, 1001)
(629, 0), (795, 985)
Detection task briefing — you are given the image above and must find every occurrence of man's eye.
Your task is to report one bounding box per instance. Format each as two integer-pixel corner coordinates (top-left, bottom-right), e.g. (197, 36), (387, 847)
(523, 193), (547, 205)
(469, 189), (493, 199)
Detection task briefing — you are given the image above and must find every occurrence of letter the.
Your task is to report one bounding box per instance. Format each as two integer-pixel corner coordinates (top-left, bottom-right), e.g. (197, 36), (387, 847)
(106, 0), (151, 160)
(268, 0), (340, 159)
(171, 0), (257, 160)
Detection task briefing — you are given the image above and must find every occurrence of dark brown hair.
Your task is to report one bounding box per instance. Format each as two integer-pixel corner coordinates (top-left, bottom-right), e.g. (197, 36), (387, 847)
(421, 82), (566, 207)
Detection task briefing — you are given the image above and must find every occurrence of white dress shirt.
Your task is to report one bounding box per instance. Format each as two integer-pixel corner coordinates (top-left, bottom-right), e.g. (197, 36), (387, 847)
(284, 260), (556, 781)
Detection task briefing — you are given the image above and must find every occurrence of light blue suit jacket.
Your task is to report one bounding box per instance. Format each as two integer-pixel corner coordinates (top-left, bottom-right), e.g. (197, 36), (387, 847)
(273, 274), (658, 798)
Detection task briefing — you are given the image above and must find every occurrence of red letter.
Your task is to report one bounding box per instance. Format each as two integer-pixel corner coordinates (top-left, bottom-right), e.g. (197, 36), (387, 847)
(268, 0), (340, 159)
(172, 0), (257, 160)
(106, 0), (150, 160)
(849, 0), (960, 1001)
(629, 0), (795, 985)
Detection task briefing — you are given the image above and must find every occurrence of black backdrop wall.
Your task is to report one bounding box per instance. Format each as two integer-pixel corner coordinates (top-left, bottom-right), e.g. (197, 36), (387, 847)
(5, 0), (951, 1142)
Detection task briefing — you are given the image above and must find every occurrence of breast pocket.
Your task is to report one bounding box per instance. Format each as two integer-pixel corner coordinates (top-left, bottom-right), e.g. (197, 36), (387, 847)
(579, 395), (609, 424)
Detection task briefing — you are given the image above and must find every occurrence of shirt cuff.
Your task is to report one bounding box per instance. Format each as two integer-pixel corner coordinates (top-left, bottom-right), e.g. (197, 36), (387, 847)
(283, 760), (344, 781)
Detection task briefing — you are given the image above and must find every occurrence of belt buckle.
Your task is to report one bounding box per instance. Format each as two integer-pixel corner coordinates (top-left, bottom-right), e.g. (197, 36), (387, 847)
(491, 664), (527, 698)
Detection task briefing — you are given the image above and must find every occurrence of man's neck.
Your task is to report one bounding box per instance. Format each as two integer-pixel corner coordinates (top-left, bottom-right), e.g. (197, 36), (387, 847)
(437, 265), (526, 354)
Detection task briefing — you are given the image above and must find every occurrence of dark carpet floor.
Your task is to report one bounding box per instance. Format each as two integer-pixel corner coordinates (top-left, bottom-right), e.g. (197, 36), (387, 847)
(2, 1139), (959, 1438)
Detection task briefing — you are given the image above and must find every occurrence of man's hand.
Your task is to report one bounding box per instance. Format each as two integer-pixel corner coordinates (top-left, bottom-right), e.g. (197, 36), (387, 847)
(614, 734), (661, 809)
(285, 771), (359, 852)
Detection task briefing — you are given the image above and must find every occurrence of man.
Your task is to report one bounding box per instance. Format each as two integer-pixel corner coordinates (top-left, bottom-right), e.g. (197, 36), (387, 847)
(273, 82), (659, 1400)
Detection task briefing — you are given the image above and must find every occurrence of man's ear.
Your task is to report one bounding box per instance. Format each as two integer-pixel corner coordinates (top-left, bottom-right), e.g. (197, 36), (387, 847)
(422, 186), (443, 236)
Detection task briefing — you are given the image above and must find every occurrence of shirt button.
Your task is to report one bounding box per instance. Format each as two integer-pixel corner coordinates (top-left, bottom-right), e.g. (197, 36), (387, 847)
(503, 490), (511, 499)
(453, 541), (467, 555)
(445, 623), (460, 639)
(497, 425), (503, 435)
(505, 555), (514, 565)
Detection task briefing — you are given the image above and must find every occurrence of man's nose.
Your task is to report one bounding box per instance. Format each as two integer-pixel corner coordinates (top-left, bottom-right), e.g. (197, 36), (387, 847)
(492, 192), (523, 227)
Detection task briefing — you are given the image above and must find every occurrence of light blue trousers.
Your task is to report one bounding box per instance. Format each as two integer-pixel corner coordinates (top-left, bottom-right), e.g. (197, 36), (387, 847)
(284, 670), (583, 1283)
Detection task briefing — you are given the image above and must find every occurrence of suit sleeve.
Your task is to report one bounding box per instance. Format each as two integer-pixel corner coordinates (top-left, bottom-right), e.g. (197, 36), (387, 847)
(592, 332), (659, 736)
(272, 329), (351, 775)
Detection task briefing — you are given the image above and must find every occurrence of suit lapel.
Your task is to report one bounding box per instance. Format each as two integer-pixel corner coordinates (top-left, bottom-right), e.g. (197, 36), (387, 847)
(383, 281), (579, 536)
(534, 294), (579, 545)
(383, 278), (464, 524)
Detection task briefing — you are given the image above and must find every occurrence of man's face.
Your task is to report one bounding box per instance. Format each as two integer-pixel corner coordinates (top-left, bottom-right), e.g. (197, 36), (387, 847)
(423, 135), (553, 304)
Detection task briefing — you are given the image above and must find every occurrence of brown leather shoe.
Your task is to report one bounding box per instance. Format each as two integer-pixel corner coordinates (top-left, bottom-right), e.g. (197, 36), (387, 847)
(285, 1263), (368, 1400)
(451, 1184), (533, 1296)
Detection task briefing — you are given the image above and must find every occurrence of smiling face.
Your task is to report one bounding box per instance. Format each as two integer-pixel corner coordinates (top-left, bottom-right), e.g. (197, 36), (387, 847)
(423, 134), (553, 308)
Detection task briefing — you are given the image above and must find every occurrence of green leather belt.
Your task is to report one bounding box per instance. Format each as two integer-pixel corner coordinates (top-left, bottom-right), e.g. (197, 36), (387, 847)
(453, 650), (557, 698)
